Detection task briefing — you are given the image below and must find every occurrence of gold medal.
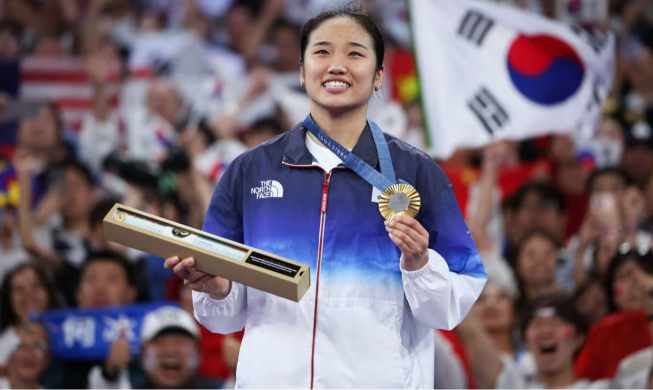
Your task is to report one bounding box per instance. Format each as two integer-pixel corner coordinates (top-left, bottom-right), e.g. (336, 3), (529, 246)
(378, 183), (421, 220)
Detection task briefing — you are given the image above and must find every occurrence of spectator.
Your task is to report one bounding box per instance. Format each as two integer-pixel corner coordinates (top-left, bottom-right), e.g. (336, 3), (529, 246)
(576, 243), (652, 383)
(0, 20), (21, 60)
(89, 305), (213, 389)
(604, 243), (646, 313)
(505, 182), (567, 258)
(476, 280), (520, 362)
(52, 250), (140, 389)
(167, 277), (243, 388)
(17, 156), (97, 306)
(569, 167), (650, 289)
(458, 294), (610, 389)
(513, 230), (564, 307)
(571, 277), (609, 326)
(0, 322), (50, 390)
(0, 262), (60, 332)
(612, 245), (653, 388)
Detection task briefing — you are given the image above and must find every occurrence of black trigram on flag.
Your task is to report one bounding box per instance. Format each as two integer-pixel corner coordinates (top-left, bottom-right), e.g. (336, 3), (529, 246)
(458, 10), (494, 46)
(468, 88), (509, 135)
(571, 25), (609, 54)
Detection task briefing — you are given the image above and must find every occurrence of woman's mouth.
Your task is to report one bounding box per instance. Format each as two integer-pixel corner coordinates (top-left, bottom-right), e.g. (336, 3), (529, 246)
(323, 81), (351, 93)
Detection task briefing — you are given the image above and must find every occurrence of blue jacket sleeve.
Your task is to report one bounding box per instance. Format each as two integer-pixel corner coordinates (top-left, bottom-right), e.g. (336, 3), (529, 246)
(192, 159), (248, 334)
(402, 157), (487, 330)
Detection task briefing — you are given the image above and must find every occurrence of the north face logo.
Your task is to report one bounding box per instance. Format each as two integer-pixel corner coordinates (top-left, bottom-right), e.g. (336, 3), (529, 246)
(251, 180), (284, 199)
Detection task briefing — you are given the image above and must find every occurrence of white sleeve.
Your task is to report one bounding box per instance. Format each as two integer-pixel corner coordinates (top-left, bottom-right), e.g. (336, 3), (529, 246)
(402, 249), (486, 330)
(87, 366), (131, 389)
(79, 113), (121, 174)
(192, 283), (248, 334)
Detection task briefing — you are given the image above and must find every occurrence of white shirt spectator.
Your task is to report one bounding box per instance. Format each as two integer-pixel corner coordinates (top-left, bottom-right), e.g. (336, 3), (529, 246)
(496, 361), (612, 389)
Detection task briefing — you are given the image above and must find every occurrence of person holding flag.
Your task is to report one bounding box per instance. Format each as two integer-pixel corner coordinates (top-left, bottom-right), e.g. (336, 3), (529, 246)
(165, 5), (486, 388)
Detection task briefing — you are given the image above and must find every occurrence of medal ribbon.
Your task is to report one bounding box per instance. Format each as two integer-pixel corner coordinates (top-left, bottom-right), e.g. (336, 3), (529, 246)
(303, 114), (397, 192)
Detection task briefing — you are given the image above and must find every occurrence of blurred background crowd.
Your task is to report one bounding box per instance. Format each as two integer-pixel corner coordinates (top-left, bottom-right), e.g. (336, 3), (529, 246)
(0, 0), (652, 389)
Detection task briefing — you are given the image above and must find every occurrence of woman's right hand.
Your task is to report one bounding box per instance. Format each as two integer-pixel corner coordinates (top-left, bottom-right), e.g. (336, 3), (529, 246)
(164, 256), (231, 300)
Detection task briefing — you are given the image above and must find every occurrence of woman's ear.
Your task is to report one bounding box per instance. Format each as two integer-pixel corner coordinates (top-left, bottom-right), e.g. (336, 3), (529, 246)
(374, 65), (385, 91)
(299, 66), (305, 87)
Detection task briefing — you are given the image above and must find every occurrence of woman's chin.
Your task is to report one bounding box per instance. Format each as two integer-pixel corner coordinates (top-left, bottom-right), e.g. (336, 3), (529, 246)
(314, 98), (364, 114)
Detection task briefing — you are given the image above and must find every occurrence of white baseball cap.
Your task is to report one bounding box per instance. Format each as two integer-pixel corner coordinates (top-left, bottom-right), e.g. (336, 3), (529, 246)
(0, 328), (21, 367)
(140, 306), (200, 344)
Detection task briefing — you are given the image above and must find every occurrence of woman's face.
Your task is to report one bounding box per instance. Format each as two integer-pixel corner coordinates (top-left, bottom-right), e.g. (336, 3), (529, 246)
(10, 268), (49, 323)
(477, 283), (515, 333)
(8, 325), (49, 383)
(517, 235), (558, 294)
(301, 17), (383, 116)
(613, 259), (645, 312)
(18, 106), (59, 154)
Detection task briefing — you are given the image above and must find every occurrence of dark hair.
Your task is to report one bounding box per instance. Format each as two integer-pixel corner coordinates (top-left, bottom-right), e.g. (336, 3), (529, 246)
(274, 18), (302, 37)
(250, 118), (284, 136)
(0, 262), (61, 331)
(603, 243), (653, 313)
(89, 197), (120, 228)
(300, 5), (385, 72)
(520, 294), (590, 341)
(81, 250), (136, 287)
(64, 160), (95, 187)
(0, 20), (23, 39)
(586, 167), (632, 194)
(508, 181), (566, 213)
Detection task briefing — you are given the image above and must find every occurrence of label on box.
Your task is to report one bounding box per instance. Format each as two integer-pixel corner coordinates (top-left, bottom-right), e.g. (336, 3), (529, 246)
(115, 209), (247, 261)
(246, 252), (301, 278)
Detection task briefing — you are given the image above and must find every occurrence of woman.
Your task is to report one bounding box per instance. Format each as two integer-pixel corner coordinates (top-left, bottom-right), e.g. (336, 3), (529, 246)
(512, 229), (564, 309)
(573, 243), (651, 382)
(0, 323), (49, 390)
(0, 263), (60, 332)
(604, 244), (646, 313)
(165, 6), (485, 388)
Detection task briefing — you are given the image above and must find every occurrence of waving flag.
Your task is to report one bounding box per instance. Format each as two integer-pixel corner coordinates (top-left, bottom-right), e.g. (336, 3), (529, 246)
(409, 0), (616, 159)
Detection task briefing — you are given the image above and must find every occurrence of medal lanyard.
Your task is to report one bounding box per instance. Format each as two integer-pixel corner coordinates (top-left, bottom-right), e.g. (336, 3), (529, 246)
(303, 114), (397, 192)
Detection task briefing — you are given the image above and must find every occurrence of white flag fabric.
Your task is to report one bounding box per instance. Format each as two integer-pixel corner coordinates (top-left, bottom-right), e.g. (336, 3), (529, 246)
(409, 0), (616, 159)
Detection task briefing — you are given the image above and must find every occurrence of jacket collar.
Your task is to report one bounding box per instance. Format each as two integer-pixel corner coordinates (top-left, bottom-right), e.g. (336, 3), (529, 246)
(282, 121), (380, 169)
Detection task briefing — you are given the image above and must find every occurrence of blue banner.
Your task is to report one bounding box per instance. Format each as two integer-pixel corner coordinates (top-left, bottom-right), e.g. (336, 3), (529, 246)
(33, 302), (178, 360)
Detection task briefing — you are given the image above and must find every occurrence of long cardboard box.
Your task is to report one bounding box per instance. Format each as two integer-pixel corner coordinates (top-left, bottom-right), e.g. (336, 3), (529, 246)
(103, 203), (311, 302)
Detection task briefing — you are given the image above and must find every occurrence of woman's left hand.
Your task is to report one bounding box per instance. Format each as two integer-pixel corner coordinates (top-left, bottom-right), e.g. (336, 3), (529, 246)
(385, 215), (429, 271)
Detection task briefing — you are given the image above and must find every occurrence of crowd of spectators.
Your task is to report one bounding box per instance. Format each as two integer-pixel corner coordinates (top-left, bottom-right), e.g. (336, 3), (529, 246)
(0, 0), (653, 389)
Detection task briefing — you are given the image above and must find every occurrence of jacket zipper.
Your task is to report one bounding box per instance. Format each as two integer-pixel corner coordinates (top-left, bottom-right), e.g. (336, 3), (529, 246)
(310, 171), (330, 389)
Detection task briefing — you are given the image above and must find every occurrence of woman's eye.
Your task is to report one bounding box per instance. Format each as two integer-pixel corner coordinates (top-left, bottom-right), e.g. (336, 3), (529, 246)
(349, 52), (362, 57)
(316, 50), (329, 55)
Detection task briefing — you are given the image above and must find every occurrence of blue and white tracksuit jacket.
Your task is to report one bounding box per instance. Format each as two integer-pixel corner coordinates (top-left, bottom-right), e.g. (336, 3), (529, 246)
(193, 122), (487, 389)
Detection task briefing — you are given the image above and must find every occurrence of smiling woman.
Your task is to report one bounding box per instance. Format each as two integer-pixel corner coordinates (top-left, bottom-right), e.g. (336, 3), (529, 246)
(164, 5), (486, 389)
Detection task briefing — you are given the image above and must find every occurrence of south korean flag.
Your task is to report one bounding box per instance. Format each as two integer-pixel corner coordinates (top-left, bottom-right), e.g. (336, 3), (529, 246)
(409, 0), (616, 159)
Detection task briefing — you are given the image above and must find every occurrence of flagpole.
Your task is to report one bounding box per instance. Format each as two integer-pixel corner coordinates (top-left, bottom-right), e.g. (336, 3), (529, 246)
(405, 0), (434, 157)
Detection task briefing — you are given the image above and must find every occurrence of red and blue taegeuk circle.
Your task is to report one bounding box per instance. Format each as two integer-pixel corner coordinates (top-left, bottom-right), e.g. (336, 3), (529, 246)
(507, 34), (585, 105)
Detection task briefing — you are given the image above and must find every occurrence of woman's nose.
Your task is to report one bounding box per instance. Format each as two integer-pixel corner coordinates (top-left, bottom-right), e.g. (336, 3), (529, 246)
(328, 60), (346, 74)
